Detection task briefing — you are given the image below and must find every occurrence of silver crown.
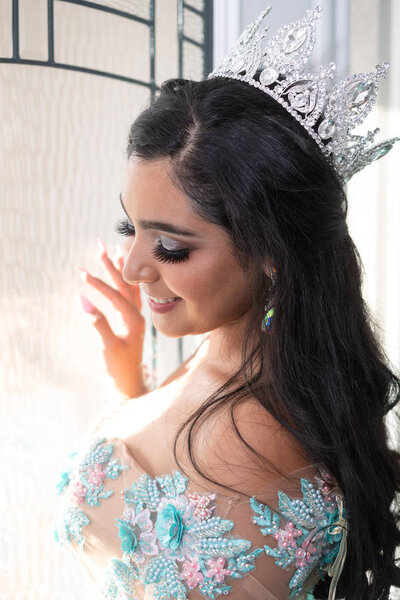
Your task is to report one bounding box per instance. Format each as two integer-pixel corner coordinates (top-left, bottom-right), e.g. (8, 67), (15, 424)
(208, 5), (400, 183)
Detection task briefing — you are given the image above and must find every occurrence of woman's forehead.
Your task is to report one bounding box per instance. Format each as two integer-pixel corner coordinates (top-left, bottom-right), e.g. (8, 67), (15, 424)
(121, 157), (223, 238)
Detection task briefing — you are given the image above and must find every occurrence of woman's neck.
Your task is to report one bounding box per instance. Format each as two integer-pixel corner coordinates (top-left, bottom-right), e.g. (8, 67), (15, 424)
(190, 317), (251, 379)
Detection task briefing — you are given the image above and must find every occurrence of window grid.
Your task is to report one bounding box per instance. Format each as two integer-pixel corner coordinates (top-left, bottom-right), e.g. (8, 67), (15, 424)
(0, 0), (213, 388)
(1, 0), (213, 387)
(2, 0), (213, 87)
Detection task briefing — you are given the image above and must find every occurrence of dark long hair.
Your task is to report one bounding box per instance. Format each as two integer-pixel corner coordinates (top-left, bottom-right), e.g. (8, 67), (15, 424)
(126, 76), (400, 599)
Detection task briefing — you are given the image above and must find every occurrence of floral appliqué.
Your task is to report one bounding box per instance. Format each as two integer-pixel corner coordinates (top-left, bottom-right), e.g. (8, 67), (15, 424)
(250, 474), (347, 598)
(100, 470), (261, 600)
(100, 466), (346, 600)
(53, 437), (130, 550)
(53, 437), (346, 600)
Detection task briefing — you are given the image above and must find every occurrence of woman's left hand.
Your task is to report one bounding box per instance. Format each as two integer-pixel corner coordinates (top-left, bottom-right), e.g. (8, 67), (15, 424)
(75, 240), (150, 398)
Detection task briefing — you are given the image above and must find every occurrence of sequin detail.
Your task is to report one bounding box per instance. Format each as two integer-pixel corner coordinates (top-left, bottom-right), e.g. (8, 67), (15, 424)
(53, 437), (130, 549)
(250, 477), (347, 598)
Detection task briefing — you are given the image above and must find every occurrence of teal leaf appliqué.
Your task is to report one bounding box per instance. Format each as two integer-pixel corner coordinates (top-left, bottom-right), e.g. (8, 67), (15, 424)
(110, 468), (306, 600)
(53, 437), (130, 550)
(54, 436), (347, 600)
(100, 557), (140, 600)
(250, 476), (345, 598)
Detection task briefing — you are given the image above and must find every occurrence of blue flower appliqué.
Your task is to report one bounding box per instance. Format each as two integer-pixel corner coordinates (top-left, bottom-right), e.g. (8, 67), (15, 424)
(155, 503), (185, 550)
(53, 437), (346, 600)
(101, 470), (260, 600)
(116, 519), (139, 555)
(53, 437), (130, 550)
(100, 468), (346, 600)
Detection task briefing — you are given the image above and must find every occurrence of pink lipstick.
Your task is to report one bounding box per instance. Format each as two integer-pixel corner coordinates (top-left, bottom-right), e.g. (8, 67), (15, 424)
(146, 296), (182, 313)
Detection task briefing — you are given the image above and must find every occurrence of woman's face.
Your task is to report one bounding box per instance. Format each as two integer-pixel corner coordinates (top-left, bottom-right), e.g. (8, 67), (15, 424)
(119, 157), (254, 338)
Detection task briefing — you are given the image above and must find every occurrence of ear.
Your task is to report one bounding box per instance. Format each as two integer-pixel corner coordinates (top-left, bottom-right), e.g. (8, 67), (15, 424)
(262, 261), (276, 280)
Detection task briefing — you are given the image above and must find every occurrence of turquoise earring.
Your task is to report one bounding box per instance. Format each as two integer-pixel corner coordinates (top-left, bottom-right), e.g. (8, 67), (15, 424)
(261, 267), (277, 332)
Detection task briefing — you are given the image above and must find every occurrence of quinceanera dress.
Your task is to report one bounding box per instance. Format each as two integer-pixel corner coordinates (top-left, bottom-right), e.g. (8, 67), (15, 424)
(52, 398), (347, 600)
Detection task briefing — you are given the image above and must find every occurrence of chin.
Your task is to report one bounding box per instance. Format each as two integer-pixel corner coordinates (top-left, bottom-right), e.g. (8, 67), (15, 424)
(152, 319), (210, 339)
(152, 320), (190, 338)
(156, 328), (187, 339)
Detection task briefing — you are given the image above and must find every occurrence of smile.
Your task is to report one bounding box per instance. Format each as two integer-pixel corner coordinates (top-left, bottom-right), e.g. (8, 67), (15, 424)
(148, 296), (179, 304)
(146, 295), (182, 313)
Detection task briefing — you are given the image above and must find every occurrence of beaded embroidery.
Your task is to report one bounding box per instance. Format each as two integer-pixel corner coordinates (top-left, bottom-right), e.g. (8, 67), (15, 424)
(54, 437), (346, 599)
(250, 477), (347, 597)
(100, 469), (262, 600)
(53, 437), (130, 550)
(99, 457), (346, 600)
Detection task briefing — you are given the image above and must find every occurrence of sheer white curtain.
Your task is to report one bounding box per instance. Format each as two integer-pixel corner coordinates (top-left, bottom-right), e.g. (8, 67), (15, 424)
(1, 1), (206, 598)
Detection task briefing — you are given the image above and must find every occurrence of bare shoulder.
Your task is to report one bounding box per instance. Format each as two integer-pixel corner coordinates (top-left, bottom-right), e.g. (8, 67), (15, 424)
(195, 396), (312, 493)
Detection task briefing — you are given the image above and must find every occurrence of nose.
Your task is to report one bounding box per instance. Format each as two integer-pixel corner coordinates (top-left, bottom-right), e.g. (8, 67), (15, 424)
(123, 238), (133, 255)
(122, 239), (159, 285)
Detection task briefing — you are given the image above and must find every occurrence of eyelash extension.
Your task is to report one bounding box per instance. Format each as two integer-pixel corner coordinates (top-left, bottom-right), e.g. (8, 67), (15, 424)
(114, 218), (190, 264)
(114, 218), (135, 237)
(152, 243), (189, 264)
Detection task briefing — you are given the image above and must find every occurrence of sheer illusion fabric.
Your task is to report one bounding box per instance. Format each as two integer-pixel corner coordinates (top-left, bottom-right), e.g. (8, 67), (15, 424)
(53, 397), (344, 600)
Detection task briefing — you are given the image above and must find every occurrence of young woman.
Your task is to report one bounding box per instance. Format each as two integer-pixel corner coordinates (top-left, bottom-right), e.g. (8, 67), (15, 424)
(53, 7), (400, 600)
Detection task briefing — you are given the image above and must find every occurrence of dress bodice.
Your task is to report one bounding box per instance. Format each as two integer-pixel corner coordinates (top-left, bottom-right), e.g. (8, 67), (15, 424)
(53, 430), (347, 600)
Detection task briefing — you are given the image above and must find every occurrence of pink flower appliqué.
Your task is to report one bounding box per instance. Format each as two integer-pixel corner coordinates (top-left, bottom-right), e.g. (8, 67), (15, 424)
(205, 557), (232, 583)
(181, 560), (205, 589)
(86, 463), (107, 487)
(274, 521), (303, 551)
(188, 492), (216, 521)
(295, 539), (318, 568)
(69, 480), (87, 504)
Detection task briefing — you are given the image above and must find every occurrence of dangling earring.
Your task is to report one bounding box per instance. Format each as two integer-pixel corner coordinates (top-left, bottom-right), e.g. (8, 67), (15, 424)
(261, 266), (277, 332)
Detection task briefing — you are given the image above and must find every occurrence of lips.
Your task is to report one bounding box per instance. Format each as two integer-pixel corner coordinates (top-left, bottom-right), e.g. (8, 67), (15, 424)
(148, 296), (179, 304)
(142, 289), (179, 301)
(146, 295), (182, 313)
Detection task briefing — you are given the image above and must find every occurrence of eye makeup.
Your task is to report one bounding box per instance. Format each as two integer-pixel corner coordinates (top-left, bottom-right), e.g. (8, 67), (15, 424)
(114, 218), (190, 264)
(114, 218), (135, 237)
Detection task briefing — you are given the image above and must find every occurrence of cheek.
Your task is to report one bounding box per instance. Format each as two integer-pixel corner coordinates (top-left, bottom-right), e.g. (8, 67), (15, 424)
(169, 252), (250, 303)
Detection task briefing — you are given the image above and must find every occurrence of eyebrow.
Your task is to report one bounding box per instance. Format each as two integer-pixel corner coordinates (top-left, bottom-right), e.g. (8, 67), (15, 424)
(119, 193), (198, 238)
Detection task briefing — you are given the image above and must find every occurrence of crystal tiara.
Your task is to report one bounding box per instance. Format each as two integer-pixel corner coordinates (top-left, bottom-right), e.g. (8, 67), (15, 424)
(208, 5), (400, 184)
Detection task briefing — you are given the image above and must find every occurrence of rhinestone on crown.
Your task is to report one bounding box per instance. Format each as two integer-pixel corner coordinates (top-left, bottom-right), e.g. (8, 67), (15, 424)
(208, 5), (399, 183)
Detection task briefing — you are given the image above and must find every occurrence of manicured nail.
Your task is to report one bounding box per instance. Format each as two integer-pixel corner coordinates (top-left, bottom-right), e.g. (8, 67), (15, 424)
(73, 264), (86, 272)
(73, 265), (88, 281)
(97, 238), (107, 254)
(76, 295), (97, 314)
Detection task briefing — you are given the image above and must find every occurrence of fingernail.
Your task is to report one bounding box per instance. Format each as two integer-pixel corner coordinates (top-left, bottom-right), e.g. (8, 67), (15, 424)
(73, 265), (86, 273)
(97, 238), (107, 254)
(73, 265), (89, 281)
(76, 295), (97, 314)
